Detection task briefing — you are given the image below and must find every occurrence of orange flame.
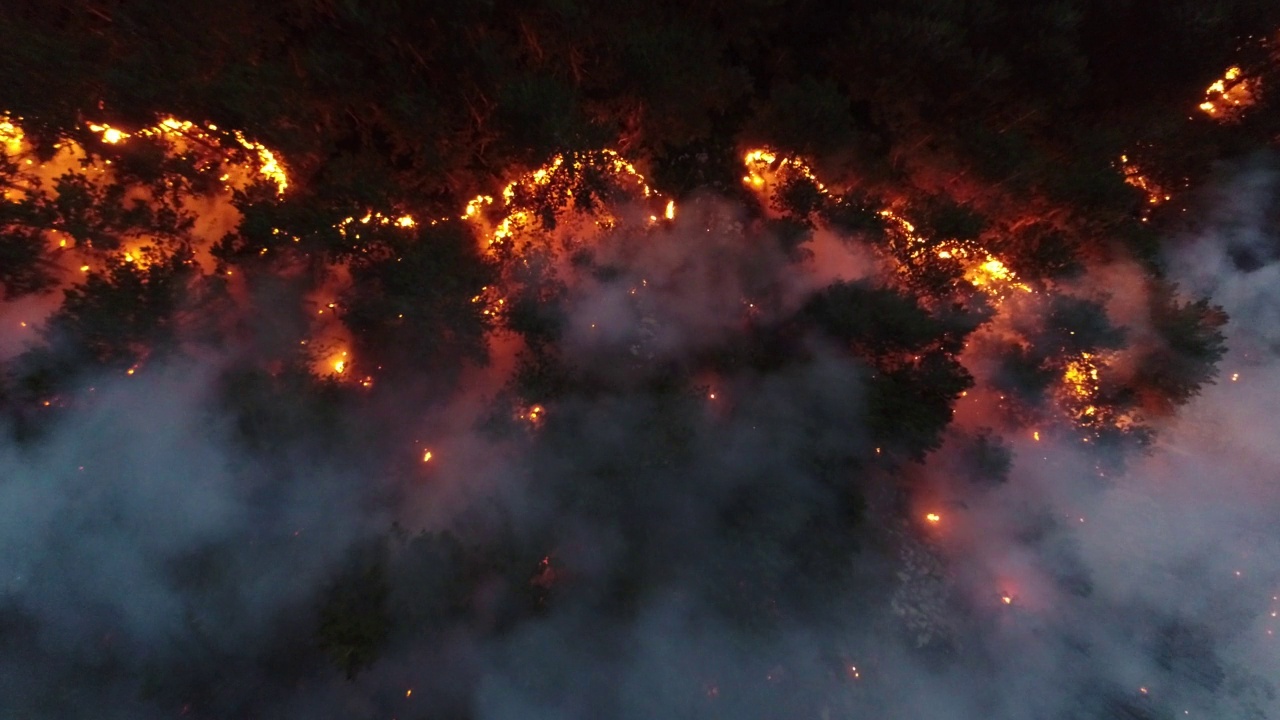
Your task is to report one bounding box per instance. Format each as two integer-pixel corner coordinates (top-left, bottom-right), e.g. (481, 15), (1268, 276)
(1199, 65), (1256, 120)
(740, 148), (1029, 298)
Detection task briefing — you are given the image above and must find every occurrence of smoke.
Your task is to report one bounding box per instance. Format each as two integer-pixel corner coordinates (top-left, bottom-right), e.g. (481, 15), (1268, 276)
(899, 157), (1280, 719)
(0, 359), (395, 718)
(2, 160), (1279, 720)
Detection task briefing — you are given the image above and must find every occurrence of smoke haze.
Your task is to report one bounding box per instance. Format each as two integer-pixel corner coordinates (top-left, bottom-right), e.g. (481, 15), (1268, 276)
(1, 163), (1278, 720)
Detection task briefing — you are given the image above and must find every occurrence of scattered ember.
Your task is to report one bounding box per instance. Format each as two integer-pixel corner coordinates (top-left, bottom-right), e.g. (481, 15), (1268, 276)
(1119, 154), (1172, 207)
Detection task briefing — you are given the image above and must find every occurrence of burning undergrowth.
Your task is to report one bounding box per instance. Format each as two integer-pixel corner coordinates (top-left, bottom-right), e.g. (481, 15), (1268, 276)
(0, 71), (1277, 720)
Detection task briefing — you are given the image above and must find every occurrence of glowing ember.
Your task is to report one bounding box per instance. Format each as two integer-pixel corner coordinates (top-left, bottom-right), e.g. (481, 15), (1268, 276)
(525, 404), (545, 424)
(1001, 594), (1013, 605)
(514, 404), (548, 429)
(1119, 154), (1172, 207)
(422, 450), (433, 463)
(1198, 65), (1256, 120)
(337, 211), (422, 238)
(925, 512), (941, 524)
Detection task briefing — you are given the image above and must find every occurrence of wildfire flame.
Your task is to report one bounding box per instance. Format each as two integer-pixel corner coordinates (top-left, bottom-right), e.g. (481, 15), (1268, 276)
(876, 209), (1031, 298)
(1119, 154), (1171, 209)
(0, 112), (291, 296)
(1, 109), (1178, 460)
(1198, 65), (1256, 120)
(88, 116), (289, 194)
(0, 116), (23, 155)
(465, 148), (664, 250)
(88, 123), (128, 144)
(520, 404), (546, 427)
(336, 211), (421, 239)
(742, 148), (828, 195)
(740, 148), (1030, 299)
(1060, 352), (1102, 424)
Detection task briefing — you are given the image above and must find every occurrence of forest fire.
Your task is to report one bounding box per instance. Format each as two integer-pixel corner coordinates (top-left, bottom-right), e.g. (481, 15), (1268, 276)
(1198, 65), (1256, 119)
(0, 111), (290, 290)
(88, 115), (289, 194)
(521, 404), (546, 427)
(740, 148), (1032, 299)
(949, 247), (1028, 295)
(336, 212), (419, 239)
(1059, 352), (1104, 426)
(880, 210), (1031, 298)
(1062, 354), (1099, 401)
(87, 123), (126, 144)
(742, 148), (828, 196)
(1119, 155), (1171, 207)
(0, 7), (1269, 714)
(0, 116), (22, 154)
(0, 116), (1207, 443)
(466, 148), (664, 251)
